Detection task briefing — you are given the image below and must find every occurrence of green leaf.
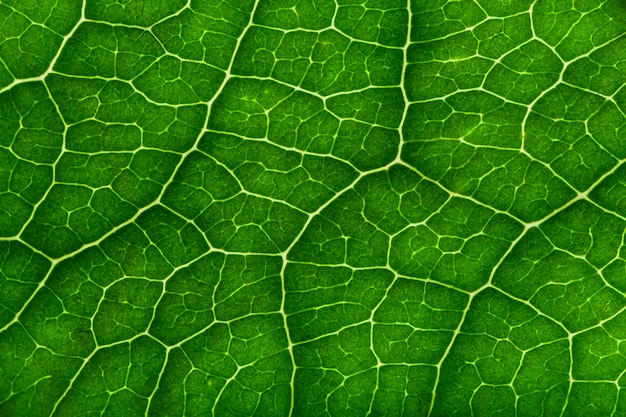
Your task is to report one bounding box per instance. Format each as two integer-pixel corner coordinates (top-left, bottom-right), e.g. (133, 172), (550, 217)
(1, 0), (626, 415)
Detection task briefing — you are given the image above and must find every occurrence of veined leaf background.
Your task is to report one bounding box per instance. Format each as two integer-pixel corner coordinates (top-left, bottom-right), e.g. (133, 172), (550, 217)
(1, 0), (626, 415)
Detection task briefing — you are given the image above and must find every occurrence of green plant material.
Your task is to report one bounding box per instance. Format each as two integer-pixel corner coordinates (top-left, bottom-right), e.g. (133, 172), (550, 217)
(1, 0), (626, 415)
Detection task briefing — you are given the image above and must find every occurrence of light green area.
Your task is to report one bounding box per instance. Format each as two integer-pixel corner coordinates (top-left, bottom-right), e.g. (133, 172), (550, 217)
(1, 0), (626, 416)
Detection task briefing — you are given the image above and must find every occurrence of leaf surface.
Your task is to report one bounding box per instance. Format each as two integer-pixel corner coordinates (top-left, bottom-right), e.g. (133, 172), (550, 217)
(1, 0), (626, 416)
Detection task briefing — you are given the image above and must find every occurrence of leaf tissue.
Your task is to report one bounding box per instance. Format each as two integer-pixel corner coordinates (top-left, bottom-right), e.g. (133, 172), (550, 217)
(1, 0), (626, 416)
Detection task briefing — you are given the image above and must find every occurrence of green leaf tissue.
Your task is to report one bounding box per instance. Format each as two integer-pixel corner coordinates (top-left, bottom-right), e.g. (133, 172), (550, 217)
(1, 0), (626, 416)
